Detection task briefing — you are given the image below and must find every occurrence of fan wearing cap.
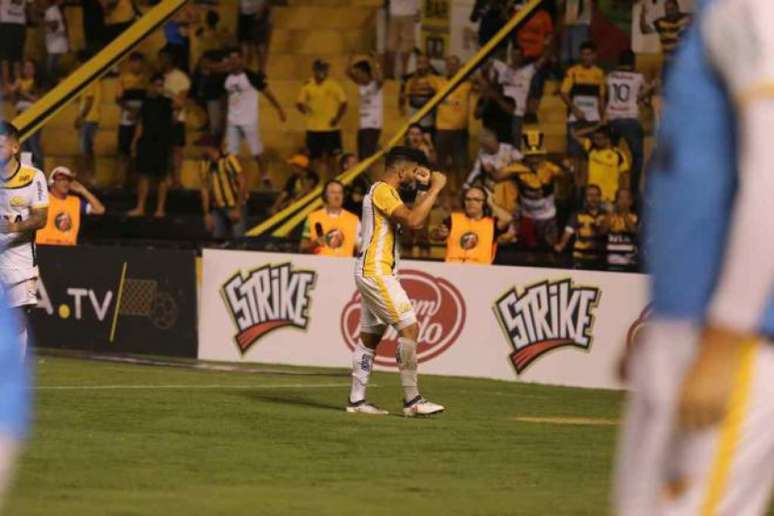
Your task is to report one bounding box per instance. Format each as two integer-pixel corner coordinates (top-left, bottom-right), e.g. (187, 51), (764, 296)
(198, 136), (247, 239)
(36, 167), (105, 247)
(296, 59), (348, 180)
(496, 129), (573, 249)
(269, 153), (319, 215)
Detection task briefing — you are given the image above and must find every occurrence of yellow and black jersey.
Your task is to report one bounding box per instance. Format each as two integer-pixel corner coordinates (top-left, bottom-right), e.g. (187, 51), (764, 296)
(606, 212), (639, 266)
(566, 208), (605, 262)
(356, 182), (404, 278)
(560, 65), (606, 122)
(654, 14), (692, 59)
(200, 154), (243, 209)
(502, 161), (562, 220)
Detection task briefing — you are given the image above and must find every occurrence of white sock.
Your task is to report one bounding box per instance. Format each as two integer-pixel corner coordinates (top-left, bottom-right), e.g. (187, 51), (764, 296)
(396, 337), (420, 403)
(350, 342), (375, 403)
(0, 437), (18, 509)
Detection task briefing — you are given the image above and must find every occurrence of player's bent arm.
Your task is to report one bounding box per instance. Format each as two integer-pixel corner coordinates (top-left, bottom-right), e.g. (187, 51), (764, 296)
(82, 189), (105, 215)
(390, 190), (441, 230)
(706, 99), (774, 333)
(12, 206), (47, 233)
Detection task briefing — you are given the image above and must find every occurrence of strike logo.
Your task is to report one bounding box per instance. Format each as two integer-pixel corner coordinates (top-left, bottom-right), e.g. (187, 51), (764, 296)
(221, 263), (316, 353)
(340, 270), (465, 367)
(494, 279), (601, 374)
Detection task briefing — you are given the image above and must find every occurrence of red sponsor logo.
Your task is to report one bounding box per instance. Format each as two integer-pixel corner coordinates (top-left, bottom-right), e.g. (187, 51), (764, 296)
(340, 270), (466, 367)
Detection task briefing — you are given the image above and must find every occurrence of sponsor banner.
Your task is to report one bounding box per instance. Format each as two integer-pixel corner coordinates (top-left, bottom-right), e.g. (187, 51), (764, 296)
(31, 245), (198, 357)
(199, 249), (649, 389)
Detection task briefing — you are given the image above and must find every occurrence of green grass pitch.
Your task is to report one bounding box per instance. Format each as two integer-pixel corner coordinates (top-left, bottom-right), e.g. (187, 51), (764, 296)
(6, 355), (625, 516)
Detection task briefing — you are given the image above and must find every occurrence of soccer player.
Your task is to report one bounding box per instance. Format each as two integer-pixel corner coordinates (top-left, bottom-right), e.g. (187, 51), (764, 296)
(0, 122), (48, 356)
(348, 146), (447, 417)
(613, 1), (774, 515)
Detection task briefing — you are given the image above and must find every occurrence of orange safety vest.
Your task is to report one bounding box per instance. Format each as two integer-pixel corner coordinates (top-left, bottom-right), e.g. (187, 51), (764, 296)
(445, 212), (495, 264)
(36, 195), (81, 246)
(307, 208), (360, 258)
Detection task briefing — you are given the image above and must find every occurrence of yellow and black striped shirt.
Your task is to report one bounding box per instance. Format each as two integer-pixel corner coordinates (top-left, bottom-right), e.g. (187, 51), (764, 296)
(654, 14), (692, 59)
(201, 154), (243, 209)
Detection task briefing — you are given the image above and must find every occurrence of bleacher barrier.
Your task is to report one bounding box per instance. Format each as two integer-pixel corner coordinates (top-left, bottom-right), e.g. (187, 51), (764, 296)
(199, 249), (649, 390)
(13, 0), (189, 142)
(31, 245), (198, 358)
(245, 0), (548, 238)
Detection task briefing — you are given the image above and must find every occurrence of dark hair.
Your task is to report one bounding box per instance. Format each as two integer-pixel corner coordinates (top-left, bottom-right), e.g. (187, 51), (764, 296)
(385, 145), (428, 169)
(618, 49), (635, 67)
(580, 41), (597, 53)
(407, 123), (425, 133)
(158, 47), (178, 66)
(338, 152), (356, 171)
(150, 73), (164, 83)
(353, 60), (372, 76)
(129, 51), (144, 61)
(0, 121), (20, 141)
(594, 125), (612, 139)
(322, 179), (345, 203)
(586, 184), (602, 195)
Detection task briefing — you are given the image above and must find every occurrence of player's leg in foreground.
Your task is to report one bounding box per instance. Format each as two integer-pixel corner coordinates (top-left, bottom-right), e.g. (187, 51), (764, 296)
(347, 325), (389, 416)
(395, 321), (444, 417)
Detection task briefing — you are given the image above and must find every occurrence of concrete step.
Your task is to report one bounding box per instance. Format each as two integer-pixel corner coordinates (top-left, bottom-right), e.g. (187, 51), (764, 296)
(272, 6), (375, 30)
(271, 28), (372, 54)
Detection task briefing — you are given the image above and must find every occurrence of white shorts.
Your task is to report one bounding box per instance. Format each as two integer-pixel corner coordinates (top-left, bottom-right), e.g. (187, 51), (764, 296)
(226, 123), (263, 157)
(3, 279), (37, 309)
(355, 274), (417, 334)
(614, 321), (774, 516)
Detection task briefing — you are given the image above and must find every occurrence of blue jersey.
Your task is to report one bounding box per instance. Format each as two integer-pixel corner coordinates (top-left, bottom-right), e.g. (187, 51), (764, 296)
(0, 289), (29, 440)
(647, 0), (774, 335)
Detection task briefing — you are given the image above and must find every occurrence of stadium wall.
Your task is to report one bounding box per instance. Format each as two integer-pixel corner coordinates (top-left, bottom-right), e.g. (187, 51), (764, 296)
(199, 249), (649, 390)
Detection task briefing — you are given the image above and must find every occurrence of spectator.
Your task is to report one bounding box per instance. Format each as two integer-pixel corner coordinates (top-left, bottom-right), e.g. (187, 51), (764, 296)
(74, 52), (102, 185)
(384, 0), (419, 79)
(470, 0), (510, 55)
(128, 74), (174, 218)
(430, 56), (473, 181)
(605, 49), (653, 203)
(159, 47), (191, 188)
(116, 51), (147, 185)
(36, 166), (105, 246)
(81, 0), (105, 55)
(270, 154), (319, 214)
(553, 183), (605, 268)
(339, 152), (358, 173)
(559, 41), (604, 159)
(162, 11), (191, 74)
(597, 187), (638, 269)
(464, 127), (522, 214)
(432, 185), (514, 264)
(238, 0), (272, 72)
(571, 124), (629, 207)
(340, 153), (371, 218)
(195, 8), (229, 57)
(192, 47), (229, 138)
(512, 0), (554, 121)
(9, 59), (43, 169)
(399, 53), (436, 134)
(346, 55), (383, 160)
(101, 0), (135, 44)
(0, 0), (31, 88)
(224, 48), (285, 190)
(558, 0), (593, 66)
(499, 129), (572, 249)
(639, 0), (692, 72)
(299, 179), (361, 257)
(405, 123), (436, 165)
(474, 77), (516, 144)
(489, 44), (550, 149)
(296, 59), (348, 180)
(44, 0), (69, 86)
(199, 135), (247, 239)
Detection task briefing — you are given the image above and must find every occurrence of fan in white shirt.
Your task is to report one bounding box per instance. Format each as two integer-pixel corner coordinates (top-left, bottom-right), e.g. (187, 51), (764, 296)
(347, 56), (383, 160)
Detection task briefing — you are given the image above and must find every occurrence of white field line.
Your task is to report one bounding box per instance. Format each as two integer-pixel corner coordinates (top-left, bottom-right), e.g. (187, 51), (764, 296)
(34, 382), (367, 391)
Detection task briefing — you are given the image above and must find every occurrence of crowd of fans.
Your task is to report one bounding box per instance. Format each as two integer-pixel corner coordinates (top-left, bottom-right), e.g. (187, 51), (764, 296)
(0, 0), (695, 272)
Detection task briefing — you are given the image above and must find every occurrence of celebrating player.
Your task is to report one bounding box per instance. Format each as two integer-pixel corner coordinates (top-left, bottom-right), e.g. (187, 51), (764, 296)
(348, 146), (447, 417)
(613, 1), (774, 515)
(0, 122), (49, 355)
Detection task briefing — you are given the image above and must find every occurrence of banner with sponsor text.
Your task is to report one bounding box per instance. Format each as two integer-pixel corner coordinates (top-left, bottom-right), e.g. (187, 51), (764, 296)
(199, 249), (649, 389)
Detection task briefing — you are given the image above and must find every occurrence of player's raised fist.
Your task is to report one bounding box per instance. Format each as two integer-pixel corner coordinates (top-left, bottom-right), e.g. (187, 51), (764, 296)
(414, 166), (431, 186)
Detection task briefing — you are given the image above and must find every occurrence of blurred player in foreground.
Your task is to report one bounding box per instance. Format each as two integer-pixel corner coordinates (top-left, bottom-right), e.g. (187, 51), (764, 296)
(614, 0), (774, 514)
(0, 122), (48, 356)
(0, 289), (28, 511)
(347, 146), (447, 417)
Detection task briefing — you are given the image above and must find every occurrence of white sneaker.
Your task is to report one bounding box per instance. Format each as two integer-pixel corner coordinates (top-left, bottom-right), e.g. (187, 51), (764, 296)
(346, 400), (389, 415)
(402, 395), (445, 417)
